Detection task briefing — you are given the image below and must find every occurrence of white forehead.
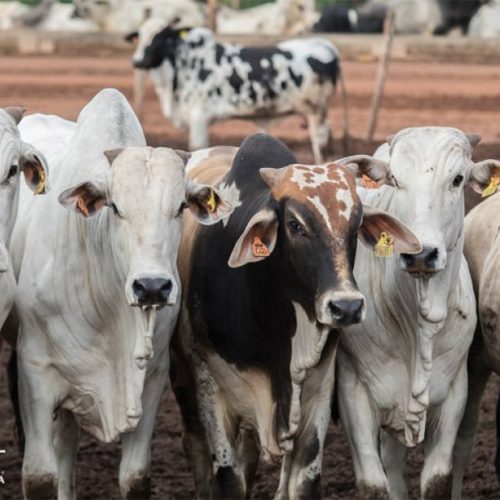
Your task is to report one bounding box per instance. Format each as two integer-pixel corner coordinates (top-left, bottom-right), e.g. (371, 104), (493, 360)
(290, 163), (350, 189)
(111, 147), (185, 194)
(388, 127), (472, 176)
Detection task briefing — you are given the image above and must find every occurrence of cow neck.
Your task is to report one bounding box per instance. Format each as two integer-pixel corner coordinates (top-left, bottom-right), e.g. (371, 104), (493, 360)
(362, 184), (465, 446)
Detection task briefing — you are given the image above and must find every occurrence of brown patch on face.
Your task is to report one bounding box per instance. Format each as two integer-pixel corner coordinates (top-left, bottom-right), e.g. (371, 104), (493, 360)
(271, 163), (361, 239)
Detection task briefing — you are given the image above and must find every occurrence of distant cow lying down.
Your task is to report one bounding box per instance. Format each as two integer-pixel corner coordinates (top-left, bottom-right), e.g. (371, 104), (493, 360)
(129, 22), (348, 163)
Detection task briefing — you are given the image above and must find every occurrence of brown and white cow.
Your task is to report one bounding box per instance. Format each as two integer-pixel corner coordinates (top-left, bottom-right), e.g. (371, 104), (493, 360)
(171, 133), (421, 499)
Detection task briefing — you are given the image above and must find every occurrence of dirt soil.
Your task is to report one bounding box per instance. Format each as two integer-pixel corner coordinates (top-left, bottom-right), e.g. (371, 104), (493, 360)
(1, 54), (500, 499)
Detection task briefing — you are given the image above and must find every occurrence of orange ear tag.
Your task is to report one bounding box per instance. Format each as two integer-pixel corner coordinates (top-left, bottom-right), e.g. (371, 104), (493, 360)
(205, 189), (216, 213)
(360, 175), (379, 189)
(252, 236), (270, 258)
(374, 232), (394, 257)
(76, 195), (89, 217)
(482, 177), (500, 198)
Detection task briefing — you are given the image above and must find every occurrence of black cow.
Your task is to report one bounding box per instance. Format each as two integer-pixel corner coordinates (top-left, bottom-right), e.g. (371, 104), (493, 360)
(171, 133), (421, 498)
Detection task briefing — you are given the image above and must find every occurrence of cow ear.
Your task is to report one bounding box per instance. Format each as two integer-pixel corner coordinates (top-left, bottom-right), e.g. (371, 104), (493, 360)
(58, 181), (108, 218)
(5, 106), (26, 125)
(186, 181), (233, 225)
(228, 208), (278, 268)
(359, 205), (422, 256)
(336, 154), (392, 187)
(20, 142), (49, 194)
(469, 159), (500, 197)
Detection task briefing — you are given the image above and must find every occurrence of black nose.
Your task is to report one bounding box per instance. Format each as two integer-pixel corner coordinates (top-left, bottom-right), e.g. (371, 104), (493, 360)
(132, 278), (172, 308)
(329, 299), (364, 325)
(401, 246), (439, 273)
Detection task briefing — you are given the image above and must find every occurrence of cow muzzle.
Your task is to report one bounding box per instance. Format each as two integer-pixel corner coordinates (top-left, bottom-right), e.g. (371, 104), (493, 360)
(400, 245), (446, 275)
(316, 291), (365, 327)
(127, 273), (178, 309)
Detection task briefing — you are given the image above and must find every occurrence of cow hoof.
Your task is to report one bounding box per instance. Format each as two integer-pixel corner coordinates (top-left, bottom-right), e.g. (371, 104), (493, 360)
(357, 482), (390, 500)
(123, 472), (151, 499)
(423, 474), (451, 499)
(23, 473), (57, 499)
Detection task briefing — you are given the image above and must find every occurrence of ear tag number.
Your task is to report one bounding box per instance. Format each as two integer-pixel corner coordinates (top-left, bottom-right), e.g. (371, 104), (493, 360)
(375, 232), (394, 257)
(205, 189), (216, 213)
(482, 177), (500, 198)
(34, 168), (46, 195)
(252, 236), (270, 258)
(76, 196), (89, 217)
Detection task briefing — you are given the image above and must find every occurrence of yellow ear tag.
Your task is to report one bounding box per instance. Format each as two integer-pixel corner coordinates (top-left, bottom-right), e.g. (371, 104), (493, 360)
(252, 236), (270, 258)
(179, 30), (189, 39)
(34, 168), (46, 195)
(374, 232), (394, 257)
(205, 189), (216, 213)
(482, 177), (500, 198)
(76, 195), (89, 217)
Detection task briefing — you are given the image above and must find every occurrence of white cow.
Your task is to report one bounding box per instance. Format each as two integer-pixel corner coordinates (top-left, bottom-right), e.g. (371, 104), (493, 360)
(9, 88), (231, 499)
(0, 106), (49, 343)
(73, 0), (205, 33)
(336, 127), (497, 498)
(468, 0), (500, 38)
(218, 0), (318, 36)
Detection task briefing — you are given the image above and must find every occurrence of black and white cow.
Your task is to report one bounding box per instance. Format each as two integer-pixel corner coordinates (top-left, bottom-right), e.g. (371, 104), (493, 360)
(129, 21), (348, 163)
(171, 133), (422, 498)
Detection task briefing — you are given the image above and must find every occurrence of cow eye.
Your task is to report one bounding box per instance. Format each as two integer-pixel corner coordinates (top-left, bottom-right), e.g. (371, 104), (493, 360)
(288, 219), (305, 236)
(452, 174), (464, 187)
(177, 201), (187, 217)
(5, 165), (18, 182)
(110, 202), (121, 217)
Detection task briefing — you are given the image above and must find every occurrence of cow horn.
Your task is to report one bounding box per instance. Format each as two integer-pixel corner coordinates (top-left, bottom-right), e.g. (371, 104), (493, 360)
(466, 133), (481, 147)
(104, 148), (124, 166)
(4, 106), (27, 125)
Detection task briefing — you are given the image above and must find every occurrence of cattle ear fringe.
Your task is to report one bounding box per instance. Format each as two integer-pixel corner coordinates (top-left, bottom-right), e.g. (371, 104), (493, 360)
(20, 144), (50, 195)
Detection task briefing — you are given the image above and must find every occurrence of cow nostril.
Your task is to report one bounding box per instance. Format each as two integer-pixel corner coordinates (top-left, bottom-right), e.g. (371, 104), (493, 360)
(401, 253), (415, 268)
(160, 280), (173, 298)
(133, 279), (146, 298)
(424, 247), (439, 266)
(328, 298), (364, 325)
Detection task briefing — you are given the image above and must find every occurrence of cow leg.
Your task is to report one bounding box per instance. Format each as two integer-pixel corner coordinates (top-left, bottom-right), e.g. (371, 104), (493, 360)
(380, 431), (408, 499)
(421, 362), (468, 500)
(119, 359), (169, 499)
(54, 409), (80, 500)
(236, 427), (259, 498)
(306, 113), (323, 164)
(337, 353), (389, 498)
(189, 109), (210, 150)
(19, 356), (60, 499)
(452, 358), (490, 499)
(171, 343), (214, 498)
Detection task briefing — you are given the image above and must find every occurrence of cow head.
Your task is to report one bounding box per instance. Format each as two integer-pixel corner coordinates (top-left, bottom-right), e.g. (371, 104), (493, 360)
(227, 162), (421, 328)
(0, 107), (49, 272)
(131, 19), (191, 70)
(59, 147), (231, 310)
(342, 127), (500, 277)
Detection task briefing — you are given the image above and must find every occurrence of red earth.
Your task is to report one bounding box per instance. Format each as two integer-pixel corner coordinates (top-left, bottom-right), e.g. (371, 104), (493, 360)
(0, 53), (500, 499)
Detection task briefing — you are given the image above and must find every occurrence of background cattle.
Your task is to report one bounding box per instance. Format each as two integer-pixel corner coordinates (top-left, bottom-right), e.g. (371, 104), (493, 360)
(218, 0), (318, 36)
(453, 182), (500, 496)
(468, 0), (500, 37)
(131, 24), (347, 163)
(336, 127), (497, 498)
(5, 88), (231, 499)
(171, 133), (421, 499)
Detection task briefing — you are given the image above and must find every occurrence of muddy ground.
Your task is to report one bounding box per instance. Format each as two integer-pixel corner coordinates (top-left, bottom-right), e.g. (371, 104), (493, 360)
(0, 54), (500, 499)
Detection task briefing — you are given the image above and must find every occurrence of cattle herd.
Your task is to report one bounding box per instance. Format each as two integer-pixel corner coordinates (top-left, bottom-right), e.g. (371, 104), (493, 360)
(2, 1), (500, 500)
